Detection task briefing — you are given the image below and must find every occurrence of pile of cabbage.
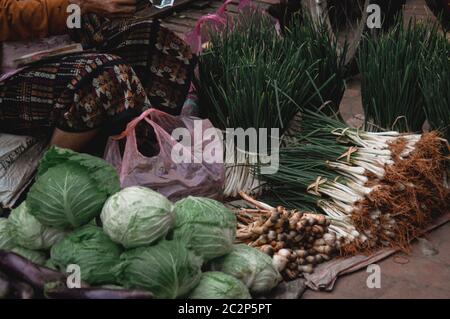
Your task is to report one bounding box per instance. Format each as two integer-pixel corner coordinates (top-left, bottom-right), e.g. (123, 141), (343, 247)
(0, 147), (281, 299)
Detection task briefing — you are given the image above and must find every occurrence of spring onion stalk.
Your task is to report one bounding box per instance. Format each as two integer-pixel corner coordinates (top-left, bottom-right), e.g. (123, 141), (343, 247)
(418, 28), (450, 142)
(357, 19), (448, 133)
(197, 10), (347, 197)
(260, 110), (449, 253)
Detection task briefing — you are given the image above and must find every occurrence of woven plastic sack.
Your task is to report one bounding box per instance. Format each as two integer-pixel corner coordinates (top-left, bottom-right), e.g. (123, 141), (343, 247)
(104, 108), (224, 201)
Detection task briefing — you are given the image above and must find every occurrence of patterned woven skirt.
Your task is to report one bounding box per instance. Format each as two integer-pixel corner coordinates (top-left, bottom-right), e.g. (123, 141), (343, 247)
(0, 15), (196, 137)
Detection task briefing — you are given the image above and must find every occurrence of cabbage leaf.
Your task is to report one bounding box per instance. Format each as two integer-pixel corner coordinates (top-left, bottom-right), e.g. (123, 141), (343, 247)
(173, 196), (236, 262)
(27, 147), (120, 229)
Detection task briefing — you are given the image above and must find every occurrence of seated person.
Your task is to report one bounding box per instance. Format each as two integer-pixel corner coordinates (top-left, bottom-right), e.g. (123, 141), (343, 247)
(0, 0), (196, 151)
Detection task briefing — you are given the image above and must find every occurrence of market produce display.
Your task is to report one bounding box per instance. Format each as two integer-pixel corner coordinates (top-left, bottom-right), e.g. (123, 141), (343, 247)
(236, 193), (337, 280)
(101, 186), (175, 248)
(210, 244), (282, 294)
(50, 225), (122, 285)
(8, 202), (66, 250)
(418, 30), (450, 141)
(114, 240), (203, 299)
(196, 8), (347, 198)
(188, 271), (251, 299)
(0, 0), (448, 300)
(358, 21), (449, 133)
(0, 218), (14, 250)
(261, 110), (449, 255)
(27, 147), (121, 229)
(172, 196), (236, 262)
(0, 147), (279, 298)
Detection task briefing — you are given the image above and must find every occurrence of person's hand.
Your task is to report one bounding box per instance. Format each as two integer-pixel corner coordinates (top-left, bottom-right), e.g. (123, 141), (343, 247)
(69, 0), (138, 18)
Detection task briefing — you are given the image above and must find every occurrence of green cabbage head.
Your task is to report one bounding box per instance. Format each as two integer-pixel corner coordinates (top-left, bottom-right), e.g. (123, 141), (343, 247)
(114, 240), (202, 299)
(27, 147), (120, 229)
(210, 244), (282, 294)
(0, 218), (15, 250)
(172, 196), (236, 262)
(9, 202), (67, 250)
(188, 272), (251, 299)
(50, 225), (122, 285)
(101, 186), (175, 248)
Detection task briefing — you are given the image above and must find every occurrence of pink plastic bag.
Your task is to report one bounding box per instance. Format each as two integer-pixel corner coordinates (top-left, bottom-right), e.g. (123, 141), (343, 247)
(184, 0), (280, 55)
(104, 108), (225, 201)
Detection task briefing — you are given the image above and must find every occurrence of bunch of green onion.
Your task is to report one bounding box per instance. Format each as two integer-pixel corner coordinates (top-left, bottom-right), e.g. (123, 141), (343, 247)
(260, 110), (425, 248)
(197, 10), (347, 197)
(419, 31), (450, 141)
(357, 21), (446, 133)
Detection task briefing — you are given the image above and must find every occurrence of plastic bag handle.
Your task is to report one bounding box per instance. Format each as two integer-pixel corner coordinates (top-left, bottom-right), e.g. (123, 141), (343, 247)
(185, 13), (227, 54)
(112, 108), (154, 140)
(184, 0), (276, 54)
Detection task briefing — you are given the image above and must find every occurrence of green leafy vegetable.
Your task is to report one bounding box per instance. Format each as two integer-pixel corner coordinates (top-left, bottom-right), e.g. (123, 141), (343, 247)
(210, 244), (281, 294)
(198, 10), (345, 133)
(114, 240), (202, 299)
(419, 32), (450, 141)
(101, 186), (175, 248)
(357, 21), (444, 132)
(188, 271), (251, 299)
(9, 202), (67, 250)
(0, 217), (15, 250)
(27, 147), (120, 229)
(173, 196), (236, 262)
(50, 225), (121, 285)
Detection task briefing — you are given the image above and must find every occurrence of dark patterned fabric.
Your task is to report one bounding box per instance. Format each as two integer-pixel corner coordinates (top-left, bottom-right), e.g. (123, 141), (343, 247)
(0, 15), (196, 136)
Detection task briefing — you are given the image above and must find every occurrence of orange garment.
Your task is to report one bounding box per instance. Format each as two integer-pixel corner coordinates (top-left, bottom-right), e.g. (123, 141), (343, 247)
(0, 0), (70, 42)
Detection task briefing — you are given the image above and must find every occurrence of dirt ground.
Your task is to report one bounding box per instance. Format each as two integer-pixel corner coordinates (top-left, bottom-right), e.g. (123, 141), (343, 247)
(302, 222), (450, 299)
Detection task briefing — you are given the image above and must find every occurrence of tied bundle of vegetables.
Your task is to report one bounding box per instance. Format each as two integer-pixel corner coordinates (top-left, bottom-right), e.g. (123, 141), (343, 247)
(260, 111), (449, 255)
(235, 193), (337, 280)
(197, 9), (346, 198)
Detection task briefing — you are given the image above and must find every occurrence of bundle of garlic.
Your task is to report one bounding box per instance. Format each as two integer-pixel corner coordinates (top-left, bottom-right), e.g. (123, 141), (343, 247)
(260, 111), (450, 255)
(236, 193), (338, 280)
